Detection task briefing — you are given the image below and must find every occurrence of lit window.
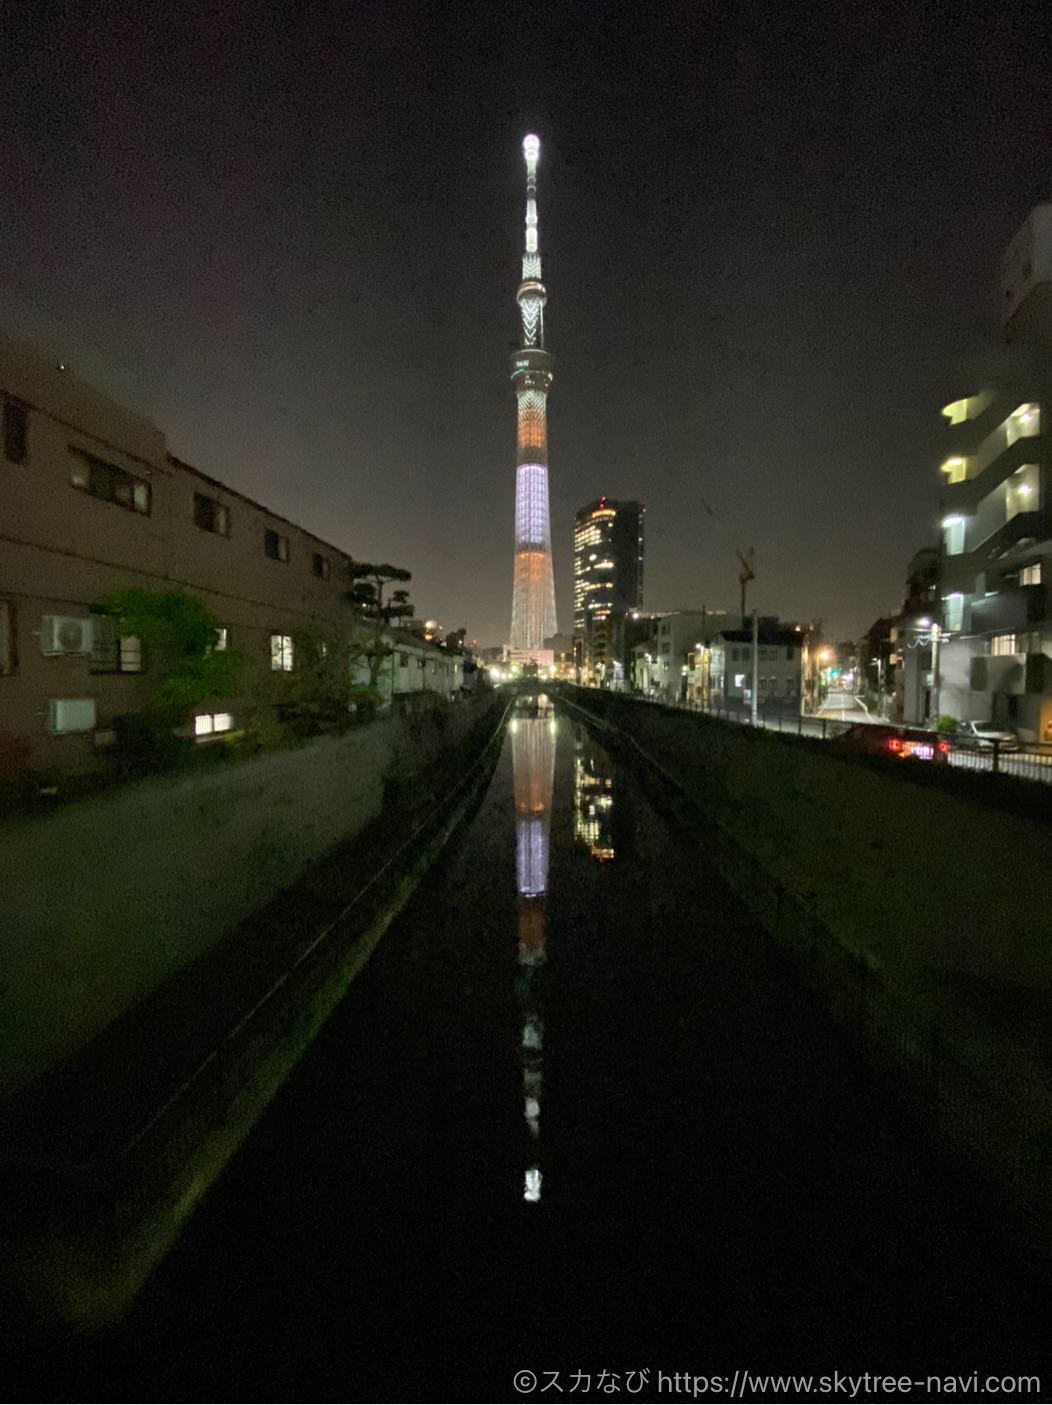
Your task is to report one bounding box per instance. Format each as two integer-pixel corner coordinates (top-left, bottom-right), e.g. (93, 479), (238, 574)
(944, 594), (964, 631)
(3, 399), (27, 463)
(213, 627), (228, 651)
(991, 633), (1017, 656)
(734, 673), (746, 687)
(194, 712), (235, 737)
(264, 530), (290, 562)
(1021, 562), (1042, 586)
(270, 633), (294, 671)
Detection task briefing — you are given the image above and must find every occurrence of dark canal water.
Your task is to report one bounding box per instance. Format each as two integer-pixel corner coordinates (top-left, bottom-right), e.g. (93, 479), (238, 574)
(6, 702), (1051, 1401)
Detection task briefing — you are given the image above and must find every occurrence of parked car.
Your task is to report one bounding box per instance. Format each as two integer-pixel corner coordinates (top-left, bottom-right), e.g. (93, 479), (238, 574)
(828, 723), (949, 763)
(953, 720), (1020, 752)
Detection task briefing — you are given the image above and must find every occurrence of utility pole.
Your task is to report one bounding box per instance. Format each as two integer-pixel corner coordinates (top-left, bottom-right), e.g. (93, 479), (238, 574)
(751, 607), (759, 727)
(930, 622), (942, 727)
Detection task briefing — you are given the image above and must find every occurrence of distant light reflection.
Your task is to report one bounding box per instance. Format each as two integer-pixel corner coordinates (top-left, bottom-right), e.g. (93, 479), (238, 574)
(574, 726), (616, 861)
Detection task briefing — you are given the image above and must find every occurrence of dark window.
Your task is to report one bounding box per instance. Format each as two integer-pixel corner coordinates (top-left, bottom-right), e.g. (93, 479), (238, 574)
(264, 529), (290, 562)
(0, 600), (15, 674)
(194, 492), (230, 536)
(70, 448), (151, 515)
(399, 652), (409, 666)
(786, 647), (794, 660)
(90, 618), (143, 674)
(3, 399), (27, 463)
(312, 552), (330, 579)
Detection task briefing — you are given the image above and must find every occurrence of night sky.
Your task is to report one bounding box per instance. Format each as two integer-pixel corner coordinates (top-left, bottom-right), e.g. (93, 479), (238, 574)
(3, 1), (1052, 644)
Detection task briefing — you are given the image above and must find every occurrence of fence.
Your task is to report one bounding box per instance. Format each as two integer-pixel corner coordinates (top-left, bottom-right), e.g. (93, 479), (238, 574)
(633, 689), (1052, 784)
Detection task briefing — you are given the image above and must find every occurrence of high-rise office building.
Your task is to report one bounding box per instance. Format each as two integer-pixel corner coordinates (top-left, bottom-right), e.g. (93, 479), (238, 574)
(573, 498), (645, 635)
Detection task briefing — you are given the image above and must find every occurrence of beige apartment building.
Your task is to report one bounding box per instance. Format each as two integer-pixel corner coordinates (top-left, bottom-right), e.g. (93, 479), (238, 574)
(0, 334), (457, 777)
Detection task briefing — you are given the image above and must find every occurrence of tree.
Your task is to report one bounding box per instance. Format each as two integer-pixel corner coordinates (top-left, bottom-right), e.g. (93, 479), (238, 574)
(344, 560), (414, 693)
(94, 589), (246, 721)
(93, 588), (246, 766)
(388, 589), (414, 628)
(346, 561), (412, 620)
(275, 628), (358, 737)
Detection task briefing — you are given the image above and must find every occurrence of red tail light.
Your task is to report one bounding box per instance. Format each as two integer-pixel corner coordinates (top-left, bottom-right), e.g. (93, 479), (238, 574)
(938, 740), (949, 753)
(888, 738), (901, 752)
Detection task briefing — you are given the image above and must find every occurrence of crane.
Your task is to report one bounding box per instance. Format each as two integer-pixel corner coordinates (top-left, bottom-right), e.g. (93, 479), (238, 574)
(699, 496), (759, 724)
(700, 496), (755, 627)
(736, 547), (755, 630)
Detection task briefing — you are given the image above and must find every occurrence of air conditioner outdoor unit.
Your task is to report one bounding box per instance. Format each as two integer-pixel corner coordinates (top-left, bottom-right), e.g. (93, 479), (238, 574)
(41, 615), (93, 655)
(47, 698), (97, 734)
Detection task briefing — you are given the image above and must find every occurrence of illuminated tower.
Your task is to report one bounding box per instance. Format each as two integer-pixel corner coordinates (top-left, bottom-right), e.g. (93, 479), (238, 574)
(509, 133), (558, 654)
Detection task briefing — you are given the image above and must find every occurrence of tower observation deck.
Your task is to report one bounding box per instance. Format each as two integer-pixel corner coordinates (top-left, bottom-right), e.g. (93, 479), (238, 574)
(509, 133), (558, 655)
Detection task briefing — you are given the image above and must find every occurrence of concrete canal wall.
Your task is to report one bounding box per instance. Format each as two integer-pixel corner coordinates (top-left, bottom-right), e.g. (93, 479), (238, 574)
(566, 688), (1052, 998)
(565, 686), (1052, 1240)
(0, 694), (500, 1095)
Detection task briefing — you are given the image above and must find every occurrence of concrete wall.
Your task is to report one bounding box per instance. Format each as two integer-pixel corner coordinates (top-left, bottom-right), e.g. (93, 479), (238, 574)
(567, 689), (1052, 1000)
(0, 695), (498, 1094)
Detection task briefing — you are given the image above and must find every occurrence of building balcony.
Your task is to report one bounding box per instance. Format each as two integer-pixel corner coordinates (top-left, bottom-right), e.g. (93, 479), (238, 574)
(970, 651), (1052, 695)
(941, 434), (1041, 511)
(964, 511), (1045, 569)
(968, 583), (1048, 634)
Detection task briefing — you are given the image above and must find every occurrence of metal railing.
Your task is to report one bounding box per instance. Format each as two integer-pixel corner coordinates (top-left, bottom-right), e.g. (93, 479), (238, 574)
(612, 688), (1052, 785)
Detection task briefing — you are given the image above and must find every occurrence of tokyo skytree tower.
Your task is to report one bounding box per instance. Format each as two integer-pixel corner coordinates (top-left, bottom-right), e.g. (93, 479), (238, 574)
(509, 133), (557, 654)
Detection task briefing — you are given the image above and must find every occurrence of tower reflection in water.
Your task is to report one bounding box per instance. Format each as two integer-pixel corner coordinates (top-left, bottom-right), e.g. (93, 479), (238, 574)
(573, 725), (615, 861)
(511, 695), (556, 1204)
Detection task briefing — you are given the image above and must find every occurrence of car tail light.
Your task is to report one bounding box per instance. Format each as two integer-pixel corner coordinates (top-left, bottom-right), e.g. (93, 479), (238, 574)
(938, 740), (949, 753)
(888, 738), (901, 752)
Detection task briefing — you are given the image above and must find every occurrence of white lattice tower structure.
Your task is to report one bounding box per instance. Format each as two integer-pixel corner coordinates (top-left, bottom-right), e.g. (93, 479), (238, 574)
(509, 134), (557, 653)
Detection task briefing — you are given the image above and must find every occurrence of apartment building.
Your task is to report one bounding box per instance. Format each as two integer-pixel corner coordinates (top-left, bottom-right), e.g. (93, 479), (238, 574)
(638, 610), (724, 700)
(0, 334), (452, 777)
(922, 204), (1052, 741)
(705, 623), (803, 711)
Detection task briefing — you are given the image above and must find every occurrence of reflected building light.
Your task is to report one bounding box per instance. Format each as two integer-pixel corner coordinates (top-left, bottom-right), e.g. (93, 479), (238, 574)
(511, 710), (555, 1207)
(516, 816), (549, 898)
(573, 731), (616, 861)
(525, 1095), (541, 1138)
(523, 1019), (543, 1050)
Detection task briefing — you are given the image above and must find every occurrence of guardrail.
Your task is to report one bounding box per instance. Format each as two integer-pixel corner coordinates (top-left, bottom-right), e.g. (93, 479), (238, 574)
(612, 689), (1052, 785)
